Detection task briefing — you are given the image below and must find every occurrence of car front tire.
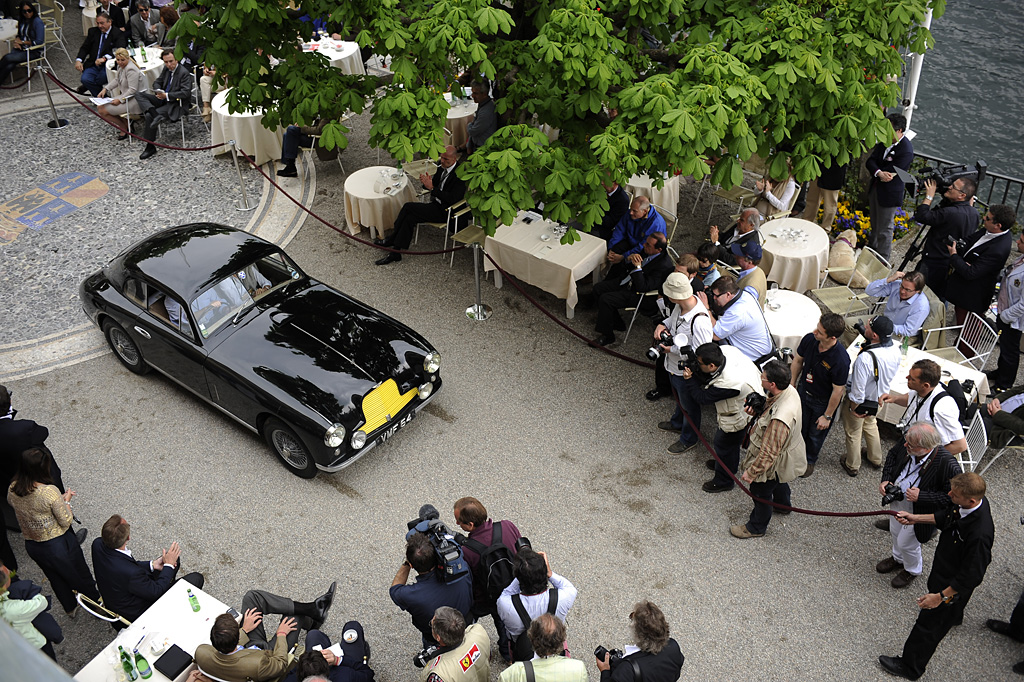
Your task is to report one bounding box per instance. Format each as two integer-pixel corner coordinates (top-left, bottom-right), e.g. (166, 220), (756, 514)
(102, 320), (150, 375)
(262, 417), (318, 478)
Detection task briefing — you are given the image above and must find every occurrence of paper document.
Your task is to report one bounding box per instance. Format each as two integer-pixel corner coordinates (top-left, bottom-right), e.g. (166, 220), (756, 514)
(90, 97), (113, 105)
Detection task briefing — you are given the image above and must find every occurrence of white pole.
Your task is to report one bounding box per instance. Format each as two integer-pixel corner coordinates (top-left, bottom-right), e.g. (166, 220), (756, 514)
(901, 7), (933, 129)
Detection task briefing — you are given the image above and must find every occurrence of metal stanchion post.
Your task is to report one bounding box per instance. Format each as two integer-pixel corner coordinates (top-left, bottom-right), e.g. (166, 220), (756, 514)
(465, 242), (492, 321)
(230, 141), (257, 212)
(38, 66), (69, 129)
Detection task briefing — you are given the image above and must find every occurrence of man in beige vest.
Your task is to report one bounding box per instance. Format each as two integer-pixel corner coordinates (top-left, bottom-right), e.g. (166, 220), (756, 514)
(731, 360), (807, 539)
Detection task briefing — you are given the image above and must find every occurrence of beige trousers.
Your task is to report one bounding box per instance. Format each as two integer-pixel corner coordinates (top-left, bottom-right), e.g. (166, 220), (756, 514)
(801, 179), (840, 231)
(841, 397), (882, 471)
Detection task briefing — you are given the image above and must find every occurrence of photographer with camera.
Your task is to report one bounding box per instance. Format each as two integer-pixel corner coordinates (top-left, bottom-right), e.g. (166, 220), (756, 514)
(452, 497), (522, 663)
(866, 113), (914, 262)
(729, 360), (806, 539)
(654, 273), (714, 454)
(673, 342), (763, 494)
(840, 316), (902, 477)
(391, 532), (473, 649)
(863, 271), (930, 341)
(880, 359), (967, 458)
(496, 548), (576, 662)
(416, 606), (490, 682)
(913, 175), (980, 302)
(594, 600), (684, 682)
(875, 422), (962, 590)
(989, 228), (1024, 391)
(946, 204), (1016, 325)
(501, 614), (587, 682)
(698, 277), (773, 363)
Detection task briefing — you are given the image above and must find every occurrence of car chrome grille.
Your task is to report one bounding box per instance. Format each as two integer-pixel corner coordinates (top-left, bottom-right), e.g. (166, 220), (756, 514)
(362, 379), (416, 434)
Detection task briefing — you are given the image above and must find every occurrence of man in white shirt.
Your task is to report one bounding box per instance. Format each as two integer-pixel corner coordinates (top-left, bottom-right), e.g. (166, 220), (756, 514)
(700, 277), (772, 362)
(864, 270), (930, 340)
(496, 549), (576, 662)
(881, 358), (967, 456)
(840, 315), (902, 476)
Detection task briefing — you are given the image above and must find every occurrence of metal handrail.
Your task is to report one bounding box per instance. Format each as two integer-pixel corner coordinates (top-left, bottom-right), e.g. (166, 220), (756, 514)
(914, 149), (1024, 216)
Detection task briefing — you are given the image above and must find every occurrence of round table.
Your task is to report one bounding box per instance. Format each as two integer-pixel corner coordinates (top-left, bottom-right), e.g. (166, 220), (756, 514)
(343, 166), (417, 239)
(759, 217), (829, 293)
(763, 289), (820, 351)
(210, 88), (283, 166)
(445, 100), (478, 149)
(105, 49), (165, 88)
(626, 173), (680, 213)
(304, 40), (365, 75)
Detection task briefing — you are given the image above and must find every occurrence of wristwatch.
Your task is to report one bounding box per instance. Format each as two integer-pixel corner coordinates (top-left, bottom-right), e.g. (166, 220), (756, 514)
(823, 415), (833, 421)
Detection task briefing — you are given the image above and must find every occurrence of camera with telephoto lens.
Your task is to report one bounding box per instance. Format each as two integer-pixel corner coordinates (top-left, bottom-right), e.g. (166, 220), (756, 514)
(594, 646), (625, 666)
(881, 483), (905, 506)
(514, 536), (532, 552)
(406, 504), (469, 583)
(744, 391), (767, 416)
(945, 234), (967, 252)
(413, 644), (441, 668)
(913, 160), (988, 196)
(646, 330), (674, 362)
(853, 319), (867, 338)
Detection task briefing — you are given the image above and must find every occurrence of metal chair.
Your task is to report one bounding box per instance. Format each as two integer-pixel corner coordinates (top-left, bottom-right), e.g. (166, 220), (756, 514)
(8, 41), (45, 91)
(916, 286), (947, 350)
(957, 409), (988, 472)
(75, 592), (131, 629)
(413, 199), (468, 255)
(41, 0), (72, 64)
(922, 312), (999, 371)
(623, 290), (661, 343)
(980, 435), (1024, 475)
(707, 183), (760, 223)
(811, 247), (891, 317)
(449, 222), (485, 268)
(653, 203), (678, 245)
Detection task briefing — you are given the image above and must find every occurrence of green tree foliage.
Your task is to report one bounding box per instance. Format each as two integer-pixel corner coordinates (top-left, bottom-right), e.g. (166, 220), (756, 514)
(176, 0), (945, 238)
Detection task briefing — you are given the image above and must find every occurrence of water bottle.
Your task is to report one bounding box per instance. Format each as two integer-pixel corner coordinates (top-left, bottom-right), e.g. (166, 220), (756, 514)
(900, 335), (909, 357)
(140, 44), (147, 63)
(187, 588), (200, 612)
(118, 646), (138, 681)
(133, 649), (152, 679)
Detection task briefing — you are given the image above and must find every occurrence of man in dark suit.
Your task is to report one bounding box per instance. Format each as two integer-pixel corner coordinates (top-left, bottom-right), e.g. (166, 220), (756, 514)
(97, 0), (126, 33)
(137, 49), (195, 160)
(980, 385), (1024, 449)
(596, 181), (630, 242)
(878, 472), (994, 680)
(74, 12), (128, 96)
(945, 203), (1015, 323)
(866, 112), (914, 262)
(590, 232), (674, 347)
(374, 145), (467, 265)
(91, 514), (204, 623)
(596, 600), (684, 682)
(708, 207), (762, 266)
(914, 175), (981, 302)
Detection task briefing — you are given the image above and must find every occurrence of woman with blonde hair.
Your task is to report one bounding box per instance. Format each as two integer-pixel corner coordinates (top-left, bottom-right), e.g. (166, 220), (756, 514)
(96, 47), (147, 140)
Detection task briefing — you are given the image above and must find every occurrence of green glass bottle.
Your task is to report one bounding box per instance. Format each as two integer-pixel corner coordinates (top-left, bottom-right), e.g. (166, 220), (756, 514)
(140, 44), (147, 63)
(118, 646), (138, 681)
(133, 648), (152, 679)
(187, 588), (200, 612)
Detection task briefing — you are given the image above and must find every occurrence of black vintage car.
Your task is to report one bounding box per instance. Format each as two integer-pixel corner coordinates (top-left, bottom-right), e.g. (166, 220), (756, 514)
(79, 224), (442, 478)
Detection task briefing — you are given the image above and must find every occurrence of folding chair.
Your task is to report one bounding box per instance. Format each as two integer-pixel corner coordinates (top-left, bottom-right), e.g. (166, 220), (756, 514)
(811, 247), (891, 317)
(623, 290), (660, 344)
(41, 0), (72, 64)
(915, 286), (946, 350)
(707, 184), (760, 223)
(449, 223), (485, 268)
(922, 312), (998, 371)
(957, 409), (988, 472)
(76, 592), (132, 630)
(653, 203), (678, 245)
(413, 199), (468, 255)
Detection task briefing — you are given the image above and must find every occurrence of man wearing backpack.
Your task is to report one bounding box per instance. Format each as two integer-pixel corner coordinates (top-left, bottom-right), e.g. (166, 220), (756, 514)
(881, 359), (968, 458)
(453, 497), (522, 663)
(496, 548), (577, 662)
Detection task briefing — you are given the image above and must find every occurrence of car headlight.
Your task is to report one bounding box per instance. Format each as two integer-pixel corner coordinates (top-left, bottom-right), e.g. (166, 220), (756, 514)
(417, 382), (434, 400)
(324, 423), (346, 448)
(423, 351), (441, 374)
(350, 430), (367, 449)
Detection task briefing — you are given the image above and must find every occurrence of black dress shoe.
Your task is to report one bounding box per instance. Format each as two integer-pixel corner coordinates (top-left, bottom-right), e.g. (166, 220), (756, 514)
(139, 144), (157, 160)
(373, 238), (388, 246)
(75, 528), (88, 545)
(117, 132), (129, 141)
(75, 84), (89, 95)
(701, 480), (732, 494)
(987, 619), (1024, 641)
(375, 253), (401, 266)
(878, 655), (914, 679)
(590, 334), (615, 347)
(277, 164), (298, 178)
(1013, 660), (1024, 675)
(645, 389), (667, 401)
(311, 581), (336, 630)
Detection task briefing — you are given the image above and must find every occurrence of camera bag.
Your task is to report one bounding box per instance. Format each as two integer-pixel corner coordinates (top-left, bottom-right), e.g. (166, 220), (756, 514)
(509, 589), (558, 661)
(460, 522), (516, 604)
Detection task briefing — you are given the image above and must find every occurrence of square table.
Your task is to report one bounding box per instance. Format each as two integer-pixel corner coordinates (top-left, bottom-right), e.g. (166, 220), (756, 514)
(75, 581), (231, 682)
(483, 212), (607, 318)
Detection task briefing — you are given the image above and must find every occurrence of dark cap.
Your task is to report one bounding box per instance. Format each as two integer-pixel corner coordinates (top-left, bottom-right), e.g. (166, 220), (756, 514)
(730, 239), (762, 260)
(869, 315), (894, 339)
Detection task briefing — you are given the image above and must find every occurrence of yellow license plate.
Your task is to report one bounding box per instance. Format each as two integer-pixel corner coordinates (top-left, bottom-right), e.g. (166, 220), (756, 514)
(361, 379), (416, 433)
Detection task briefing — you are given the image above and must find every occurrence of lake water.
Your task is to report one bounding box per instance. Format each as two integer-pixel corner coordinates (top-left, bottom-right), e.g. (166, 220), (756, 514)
(911, 0), (1023, 179)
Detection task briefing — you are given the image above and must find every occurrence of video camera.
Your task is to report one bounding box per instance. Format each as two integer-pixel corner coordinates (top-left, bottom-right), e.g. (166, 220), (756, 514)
(908, 160), (987, 197)
(406, 504), (470, 584)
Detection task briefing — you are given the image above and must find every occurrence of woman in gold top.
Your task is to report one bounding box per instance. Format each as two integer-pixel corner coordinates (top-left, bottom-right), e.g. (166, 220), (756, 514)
(7, 448), (99, 615)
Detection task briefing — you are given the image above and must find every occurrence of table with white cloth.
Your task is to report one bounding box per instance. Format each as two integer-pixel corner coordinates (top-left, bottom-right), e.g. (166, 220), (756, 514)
(763, 289), (820, 351)
(0, 18), (17, 58)
(74, 580), (231, 682)
(210, 88), (283, 166)
(303, 39), (366, 75)
(105, 49), (165, 88)
(626, 173), (680, 213)
(483, 211), (607, 318)
(846, 337), (990, 425)
(758, 217), (829, 293)
(445, 99), (478, 150)
(343, 165), (417, 239)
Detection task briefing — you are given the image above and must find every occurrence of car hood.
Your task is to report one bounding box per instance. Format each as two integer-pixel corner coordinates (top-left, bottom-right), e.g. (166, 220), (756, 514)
(211, 282), (436, 421)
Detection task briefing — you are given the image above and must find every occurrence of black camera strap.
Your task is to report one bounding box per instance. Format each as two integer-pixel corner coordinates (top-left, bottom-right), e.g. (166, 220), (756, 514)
(524, 660), (536, 682)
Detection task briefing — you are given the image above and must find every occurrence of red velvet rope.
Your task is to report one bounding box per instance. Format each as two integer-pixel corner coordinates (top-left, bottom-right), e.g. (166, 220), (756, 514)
(1, 74), (31, 89)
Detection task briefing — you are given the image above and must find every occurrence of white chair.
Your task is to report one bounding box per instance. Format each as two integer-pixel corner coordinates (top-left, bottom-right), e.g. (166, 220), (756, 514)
(413, 199), (469, 255)
(623, 291), (660, 344)
(41, 0), (72, 64)
(811, 247), (891, 317)
(7, 40), (45, 91)
(75, 592), (131, 628)
(922, 312), (999, 371)
(957, 409), (988, 472)
(653, 203), (678, 245)
(980, 435), (1024, 475)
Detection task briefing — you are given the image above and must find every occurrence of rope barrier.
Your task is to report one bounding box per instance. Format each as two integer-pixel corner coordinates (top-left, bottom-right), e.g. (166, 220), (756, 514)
(1, 74), (31, 89)
(45, 71), (228, 151)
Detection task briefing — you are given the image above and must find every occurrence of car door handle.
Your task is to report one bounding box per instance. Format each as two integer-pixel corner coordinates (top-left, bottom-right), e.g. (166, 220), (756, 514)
(133, 326), (152, 339)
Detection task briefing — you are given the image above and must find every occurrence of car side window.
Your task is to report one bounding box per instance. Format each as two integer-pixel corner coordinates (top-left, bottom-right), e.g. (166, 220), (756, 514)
(146, 285), (195, 341)
(124, 278), (145, 307)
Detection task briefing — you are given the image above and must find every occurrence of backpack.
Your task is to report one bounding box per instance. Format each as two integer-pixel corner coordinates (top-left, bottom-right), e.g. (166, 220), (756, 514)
(510, 588), (558, 662)
(460, 522), (516, 604)
(930, 382), (969, 425)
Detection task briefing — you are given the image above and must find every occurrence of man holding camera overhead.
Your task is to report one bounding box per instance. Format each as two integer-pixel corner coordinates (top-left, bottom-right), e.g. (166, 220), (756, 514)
(391, 532), (473, 649)
(840, 316), (902, 477)
(875, 422), (962, 590)
(913, 175), (980, 302)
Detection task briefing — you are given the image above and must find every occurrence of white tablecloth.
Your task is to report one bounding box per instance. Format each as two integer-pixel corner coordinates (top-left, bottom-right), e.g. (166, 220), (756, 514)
(305, 40), (365, 75)
(626, 173), (680, 213)
(106, 50), (165, 88)
(763, 289), (820, 350)
(343, 165), (417, 239)
(758, 217), (829, 293)
(846, 338), (990, 425)
(75, 581), (231, 682)
(0, 18), (16, 58)
(445, 101), (477, 149)
(210, 88), (283, 166)
(483, 211), (607, 318)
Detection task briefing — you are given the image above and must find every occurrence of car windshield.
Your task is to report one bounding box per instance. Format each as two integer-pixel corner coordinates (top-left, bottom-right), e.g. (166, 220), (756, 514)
(189, 252), (303, 338)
